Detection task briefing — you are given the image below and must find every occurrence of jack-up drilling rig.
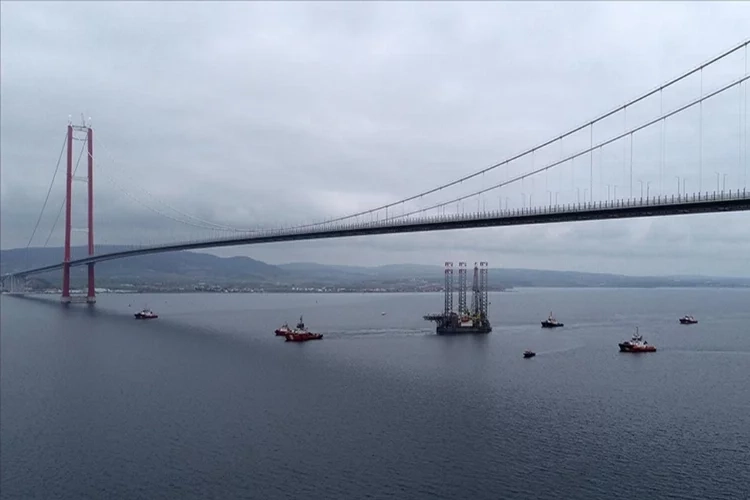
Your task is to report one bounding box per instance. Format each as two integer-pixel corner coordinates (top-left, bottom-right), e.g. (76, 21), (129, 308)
(424, 261), (492, 334)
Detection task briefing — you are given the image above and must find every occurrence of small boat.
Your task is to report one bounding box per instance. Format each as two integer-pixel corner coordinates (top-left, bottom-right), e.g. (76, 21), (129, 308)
(274, 323), (293, 336)
(134, 308), (158, 320)
(523, 350), (536, 358)
(618, 327), (656, 353)
(284, 315), (323, 342)
(541, 311), (564, 328)
(679, 315), (698, 325)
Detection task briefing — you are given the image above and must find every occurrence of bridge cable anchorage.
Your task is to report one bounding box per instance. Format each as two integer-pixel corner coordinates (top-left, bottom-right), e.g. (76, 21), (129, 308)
(92, 137), (260, 233)
(284, 38), (750, 231)
(379, 74), (750, 222)
(44, 136), (87, 247)
(26, 132), (67, 249)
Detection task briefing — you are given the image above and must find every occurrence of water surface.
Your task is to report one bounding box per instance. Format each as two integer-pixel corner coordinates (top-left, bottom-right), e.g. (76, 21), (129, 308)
(2, 289), (749, 499)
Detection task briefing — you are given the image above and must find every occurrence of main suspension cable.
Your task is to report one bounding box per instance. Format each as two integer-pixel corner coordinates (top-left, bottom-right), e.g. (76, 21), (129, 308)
(379, 74), (750, 222)
(94, 138), (259, 232)
(26, 132), (67, 248)
(285, 38), (750, 230)
(43, 137), (87, 247)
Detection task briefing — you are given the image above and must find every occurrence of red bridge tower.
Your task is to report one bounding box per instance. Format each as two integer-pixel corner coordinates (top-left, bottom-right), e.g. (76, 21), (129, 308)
(61, 119), (95, 304)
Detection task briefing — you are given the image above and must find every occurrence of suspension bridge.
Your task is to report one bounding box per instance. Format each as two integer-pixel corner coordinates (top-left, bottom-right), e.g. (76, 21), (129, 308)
(2, 39), (750, 303)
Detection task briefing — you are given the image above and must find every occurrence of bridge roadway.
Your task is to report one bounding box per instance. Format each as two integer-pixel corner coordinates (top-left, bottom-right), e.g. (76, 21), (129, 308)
(4, 190), (750, 279)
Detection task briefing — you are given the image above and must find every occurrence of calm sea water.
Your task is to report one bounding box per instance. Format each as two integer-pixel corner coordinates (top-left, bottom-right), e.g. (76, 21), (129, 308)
(1, 289), (749, 500)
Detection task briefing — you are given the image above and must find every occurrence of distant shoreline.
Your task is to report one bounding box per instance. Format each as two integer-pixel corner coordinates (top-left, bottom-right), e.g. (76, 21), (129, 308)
(7, 284), (750, 297)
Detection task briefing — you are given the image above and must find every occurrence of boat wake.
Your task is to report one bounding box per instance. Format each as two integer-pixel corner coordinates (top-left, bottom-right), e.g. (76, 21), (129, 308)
(667, 349), (750, 356)
(531, 344), (585, 356)
(329, 328), (431, 338)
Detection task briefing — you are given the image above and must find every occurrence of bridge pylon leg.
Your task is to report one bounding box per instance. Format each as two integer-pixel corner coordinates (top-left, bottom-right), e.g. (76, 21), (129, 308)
(62, 263), (71, 303)
(87, 264), (96, 304)
(62, 123), (73, 305)
(86, 126), (95, 305)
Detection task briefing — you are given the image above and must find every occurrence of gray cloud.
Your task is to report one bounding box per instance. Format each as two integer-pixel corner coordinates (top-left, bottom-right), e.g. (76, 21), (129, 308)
(1, 2), (749, 277)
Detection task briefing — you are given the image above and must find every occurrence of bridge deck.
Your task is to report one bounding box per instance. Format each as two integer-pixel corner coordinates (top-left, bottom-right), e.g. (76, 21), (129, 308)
(3, 190), (749, 279)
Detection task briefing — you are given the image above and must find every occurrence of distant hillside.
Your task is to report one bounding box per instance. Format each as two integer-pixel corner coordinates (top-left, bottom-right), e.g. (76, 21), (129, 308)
(1, 246), (285, 287)
(2, 247), (749, 290)
(277, 262), (750, 288)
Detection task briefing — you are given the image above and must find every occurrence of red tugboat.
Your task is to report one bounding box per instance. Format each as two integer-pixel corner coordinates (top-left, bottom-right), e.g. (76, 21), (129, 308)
(679, 315), (698, 325)
(618, 327), (656, 353)
(284, 316), (323, 342)
(134, 308), (158, 320)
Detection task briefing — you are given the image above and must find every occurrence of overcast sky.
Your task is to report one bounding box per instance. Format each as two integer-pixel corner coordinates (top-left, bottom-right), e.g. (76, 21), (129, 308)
(1, 1), (749, 277)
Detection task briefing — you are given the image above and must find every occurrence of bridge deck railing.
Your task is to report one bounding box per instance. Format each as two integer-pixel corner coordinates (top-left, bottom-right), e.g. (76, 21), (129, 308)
(146, 188), (750, 248)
